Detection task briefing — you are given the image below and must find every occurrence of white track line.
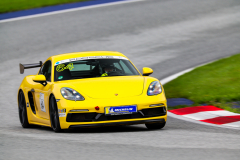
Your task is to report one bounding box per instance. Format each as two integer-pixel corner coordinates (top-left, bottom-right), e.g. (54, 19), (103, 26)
(161, 68), (194, 85)
(0, 0), (144, 23)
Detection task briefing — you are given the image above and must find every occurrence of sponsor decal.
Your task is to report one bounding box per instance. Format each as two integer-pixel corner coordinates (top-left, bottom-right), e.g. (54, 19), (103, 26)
(59, 113), (66, 117)
(110, 108), (133, 112)
(76, 57), (84, 60)
(58, 109), (66, 113)
(58, 109), (66, 117)
(61, 59), (70, 63)
(56, 63), (74, 72)
(58, 76), (63, 80)
(70, 58), (77, 61)
(40, 93), (46, 112)
(105, 105), (137, 115)
(55, 56), (128, 66)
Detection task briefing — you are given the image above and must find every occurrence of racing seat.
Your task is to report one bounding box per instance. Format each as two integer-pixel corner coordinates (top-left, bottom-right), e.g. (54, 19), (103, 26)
(91, 64), (102, 77)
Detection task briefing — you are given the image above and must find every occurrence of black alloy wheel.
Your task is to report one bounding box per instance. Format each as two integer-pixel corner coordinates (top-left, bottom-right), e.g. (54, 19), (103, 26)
(145, 122), (166, 130)
(50, 95), (62, 132)
(18, 90), (30, 128)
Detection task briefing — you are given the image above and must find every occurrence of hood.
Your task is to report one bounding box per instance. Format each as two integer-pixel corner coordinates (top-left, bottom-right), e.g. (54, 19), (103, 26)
(59, 76), (145, 99)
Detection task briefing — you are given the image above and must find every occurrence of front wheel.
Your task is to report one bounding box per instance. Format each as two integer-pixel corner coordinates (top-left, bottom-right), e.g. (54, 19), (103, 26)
(18, 90), (30, 128)
(145, 122), (166, 130)
(49, 95), (62, 132)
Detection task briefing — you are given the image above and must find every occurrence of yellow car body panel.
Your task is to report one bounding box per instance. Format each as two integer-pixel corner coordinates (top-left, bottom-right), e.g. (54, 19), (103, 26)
(18, 51), (167, 130)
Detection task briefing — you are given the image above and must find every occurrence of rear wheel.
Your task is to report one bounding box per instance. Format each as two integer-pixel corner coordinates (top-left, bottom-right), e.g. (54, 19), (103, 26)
(18, 90), (30, 128)
(145, 122), (166, 130)
(49, 95), (62, 132)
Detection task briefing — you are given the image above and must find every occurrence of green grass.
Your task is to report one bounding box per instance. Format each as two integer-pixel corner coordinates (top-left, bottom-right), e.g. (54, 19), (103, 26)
(164, 53), (240, 113)
(0, 0), (89, 14)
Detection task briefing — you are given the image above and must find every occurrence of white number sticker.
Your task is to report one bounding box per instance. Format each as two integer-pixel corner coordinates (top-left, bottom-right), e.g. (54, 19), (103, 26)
(40, 93), (46, 112)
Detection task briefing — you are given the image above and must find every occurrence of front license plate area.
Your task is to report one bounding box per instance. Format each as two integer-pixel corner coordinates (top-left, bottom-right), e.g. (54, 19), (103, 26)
(105, 105), (137, 116)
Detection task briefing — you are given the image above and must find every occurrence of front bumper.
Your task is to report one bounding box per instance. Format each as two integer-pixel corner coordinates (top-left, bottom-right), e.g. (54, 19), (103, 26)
(56, 93), (167, 129)
(60, 110), (167, 129)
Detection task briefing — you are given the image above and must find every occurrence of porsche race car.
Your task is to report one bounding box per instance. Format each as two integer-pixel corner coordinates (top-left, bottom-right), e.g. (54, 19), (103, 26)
(18, 51), (167, 132)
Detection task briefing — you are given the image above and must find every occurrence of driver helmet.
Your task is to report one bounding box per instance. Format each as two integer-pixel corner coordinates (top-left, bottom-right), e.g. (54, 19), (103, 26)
(104, 64), (114, 73)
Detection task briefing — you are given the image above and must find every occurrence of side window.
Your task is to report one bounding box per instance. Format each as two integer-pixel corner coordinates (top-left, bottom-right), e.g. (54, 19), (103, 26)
(113, 62), (122, 70)
(39, 60), (51, 82)
(119, 60), (132, 74)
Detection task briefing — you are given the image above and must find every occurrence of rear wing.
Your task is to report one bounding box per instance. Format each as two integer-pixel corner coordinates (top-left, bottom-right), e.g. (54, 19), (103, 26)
(19, 61), (43, 74)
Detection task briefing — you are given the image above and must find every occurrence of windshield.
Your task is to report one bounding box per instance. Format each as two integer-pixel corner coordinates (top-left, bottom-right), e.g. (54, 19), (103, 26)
(54, 58), (140, 81)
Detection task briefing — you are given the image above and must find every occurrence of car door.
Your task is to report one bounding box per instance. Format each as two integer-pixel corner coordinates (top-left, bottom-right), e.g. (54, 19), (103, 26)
(33, 60), (52, 120)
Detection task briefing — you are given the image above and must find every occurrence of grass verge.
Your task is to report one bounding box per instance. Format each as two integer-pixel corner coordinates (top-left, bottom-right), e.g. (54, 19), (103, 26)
(164, 53), (240, 113)
(0, 0), (89, 14)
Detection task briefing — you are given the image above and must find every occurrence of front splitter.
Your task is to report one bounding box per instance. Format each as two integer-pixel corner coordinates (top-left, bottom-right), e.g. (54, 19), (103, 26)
(69, 118), (165, 128)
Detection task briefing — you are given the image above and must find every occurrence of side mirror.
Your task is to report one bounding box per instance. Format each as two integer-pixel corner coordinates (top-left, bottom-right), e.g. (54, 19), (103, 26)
(142, 67), (153, 76)
(33, 75), (47, 86)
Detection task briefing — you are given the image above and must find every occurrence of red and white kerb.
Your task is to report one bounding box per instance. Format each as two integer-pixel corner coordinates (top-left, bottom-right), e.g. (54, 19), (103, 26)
(169, 106), (240, 128)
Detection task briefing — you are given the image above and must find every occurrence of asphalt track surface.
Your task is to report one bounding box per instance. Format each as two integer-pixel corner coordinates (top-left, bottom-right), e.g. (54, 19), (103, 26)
(1, 0), (240, 159)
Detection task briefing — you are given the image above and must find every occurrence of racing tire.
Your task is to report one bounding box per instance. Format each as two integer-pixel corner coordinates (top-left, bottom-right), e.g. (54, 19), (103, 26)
(49, 95), (62, 132)
(145, 122), (166, 130)
(18, 90), (31, 128)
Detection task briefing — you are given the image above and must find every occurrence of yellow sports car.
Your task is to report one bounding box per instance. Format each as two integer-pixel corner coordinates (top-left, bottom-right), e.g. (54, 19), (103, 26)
(18, 51), (167, 132)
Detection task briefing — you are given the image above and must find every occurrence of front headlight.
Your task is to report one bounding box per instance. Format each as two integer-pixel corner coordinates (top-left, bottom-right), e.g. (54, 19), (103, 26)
(60, 87), (84, 101)
(147, 81), (162, 95)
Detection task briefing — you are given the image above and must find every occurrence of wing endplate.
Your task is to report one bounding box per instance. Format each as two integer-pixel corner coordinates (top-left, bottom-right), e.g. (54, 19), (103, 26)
(19, 61), (42, 74)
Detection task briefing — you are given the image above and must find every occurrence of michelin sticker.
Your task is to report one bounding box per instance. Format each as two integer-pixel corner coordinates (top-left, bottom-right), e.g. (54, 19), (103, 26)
(40, 93), (46, 112)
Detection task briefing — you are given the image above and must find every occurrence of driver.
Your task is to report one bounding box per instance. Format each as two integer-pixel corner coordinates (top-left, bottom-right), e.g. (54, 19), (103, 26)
(101, 64), (114, 77)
